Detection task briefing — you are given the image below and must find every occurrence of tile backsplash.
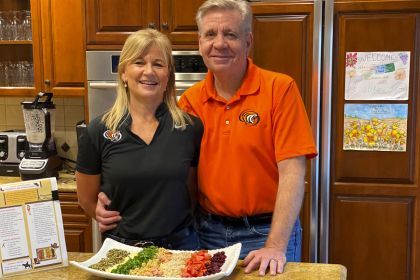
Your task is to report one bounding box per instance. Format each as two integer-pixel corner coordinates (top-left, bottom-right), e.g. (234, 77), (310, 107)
(0, 96), (85, 161)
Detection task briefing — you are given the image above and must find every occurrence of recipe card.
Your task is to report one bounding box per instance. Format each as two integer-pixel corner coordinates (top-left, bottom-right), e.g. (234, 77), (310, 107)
(0, 178), (68, 278)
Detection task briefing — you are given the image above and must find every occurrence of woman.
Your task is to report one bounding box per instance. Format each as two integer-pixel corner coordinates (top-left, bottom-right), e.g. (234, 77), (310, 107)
(76, 29), (203, 250)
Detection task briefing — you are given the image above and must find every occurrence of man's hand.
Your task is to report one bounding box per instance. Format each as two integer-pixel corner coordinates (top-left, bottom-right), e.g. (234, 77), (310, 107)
(96, 192), (121, 232)
(242, 247), (286, 276)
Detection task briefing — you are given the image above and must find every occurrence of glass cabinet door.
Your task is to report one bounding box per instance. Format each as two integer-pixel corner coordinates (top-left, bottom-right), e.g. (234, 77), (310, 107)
(0, 0), (38, 94)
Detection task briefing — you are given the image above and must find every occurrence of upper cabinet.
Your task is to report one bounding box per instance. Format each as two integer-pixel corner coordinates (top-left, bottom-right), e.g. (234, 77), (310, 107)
(86, 0), (205, 49)
(250, 2), (314, 109)
(0, 0), (86, 97)
(38, 0), (86, 96)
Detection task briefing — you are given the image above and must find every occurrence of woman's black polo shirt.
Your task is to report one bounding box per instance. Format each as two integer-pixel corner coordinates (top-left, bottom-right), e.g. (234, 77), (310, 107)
(76, 103), (203, 239)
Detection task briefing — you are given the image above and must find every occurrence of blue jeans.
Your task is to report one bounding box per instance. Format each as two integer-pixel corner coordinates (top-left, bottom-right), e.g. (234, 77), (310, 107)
(197, 213), (302, 260)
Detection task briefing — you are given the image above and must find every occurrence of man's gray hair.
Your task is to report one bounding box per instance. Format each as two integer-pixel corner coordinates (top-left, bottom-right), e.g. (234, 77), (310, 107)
(196, 0), (253, 34)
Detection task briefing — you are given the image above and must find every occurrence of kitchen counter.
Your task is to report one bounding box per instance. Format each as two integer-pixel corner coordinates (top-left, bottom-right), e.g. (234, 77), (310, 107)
(0, 170), (77, 192)
(9, 252), (347, 280)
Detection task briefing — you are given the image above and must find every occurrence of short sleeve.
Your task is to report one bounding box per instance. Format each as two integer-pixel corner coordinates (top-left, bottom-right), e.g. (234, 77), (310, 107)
(76, 120), (102, 174)
(178, 94), (198, 117)
(272, 79), (317, 161)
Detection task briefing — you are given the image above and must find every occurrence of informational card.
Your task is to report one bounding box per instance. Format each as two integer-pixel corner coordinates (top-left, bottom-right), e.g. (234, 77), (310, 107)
(345, 51), (410, 100)
(343, 104), (408, 152)
(0, 178), (68, 278)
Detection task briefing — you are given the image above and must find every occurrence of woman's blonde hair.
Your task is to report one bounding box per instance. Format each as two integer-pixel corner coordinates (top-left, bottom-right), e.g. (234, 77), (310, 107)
(102, 28), (191, 131)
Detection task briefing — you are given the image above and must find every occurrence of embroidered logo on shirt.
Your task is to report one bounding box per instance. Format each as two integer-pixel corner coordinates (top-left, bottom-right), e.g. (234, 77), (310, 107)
(103, 130), (122, 142)
(239, 110), (260, 126)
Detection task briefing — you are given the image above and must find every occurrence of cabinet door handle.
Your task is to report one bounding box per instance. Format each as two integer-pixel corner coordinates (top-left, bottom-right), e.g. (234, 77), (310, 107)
(44, 79), (51, 85)
(161, 22), (169, 31)
(148, 22), (156, 29)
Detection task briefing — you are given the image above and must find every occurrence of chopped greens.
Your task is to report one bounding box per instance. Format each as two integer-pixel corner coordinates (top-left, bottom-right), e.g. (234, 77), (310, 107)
(111, 246), (158, 275)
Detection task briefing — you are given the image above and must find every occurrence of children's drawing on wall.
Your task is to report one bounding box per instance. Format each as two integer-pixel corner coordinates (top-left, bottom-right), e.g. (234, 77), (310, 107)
(345, 51), (410, 100)
(343, 104), (408, 152)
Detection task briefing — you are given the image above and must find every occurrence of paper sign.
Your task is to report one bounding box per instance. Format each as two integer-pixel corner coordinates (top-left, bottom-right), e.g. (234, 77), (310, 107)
(343, 104), (408, 152)
(345, 52), (410, 100)
(0, 178), (68, 278)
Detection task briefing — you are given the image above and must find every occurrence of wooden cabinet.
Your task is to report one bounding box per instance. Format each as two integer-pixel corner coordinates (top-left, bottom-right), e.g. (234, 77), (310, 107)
(329, 1), (420, 279)
(0, 0), (85, 97)
(159, 0), (204, 47)
(38, 0), (86, 96)
(86, 0), (204, 49)
(250, 1), (316, 262)
(59, 190), (93, 252)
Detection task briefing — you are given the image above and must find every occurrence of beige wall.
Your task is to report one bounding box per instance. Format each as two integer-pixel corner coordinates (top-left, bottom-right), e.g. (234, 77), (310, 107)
(0, 96), (85, 161)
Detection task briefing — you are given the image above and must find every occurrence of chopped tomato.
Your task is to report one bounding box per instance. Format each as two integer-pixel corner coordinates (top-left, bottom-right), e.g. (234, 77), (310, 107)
(181, 250), (211, 277)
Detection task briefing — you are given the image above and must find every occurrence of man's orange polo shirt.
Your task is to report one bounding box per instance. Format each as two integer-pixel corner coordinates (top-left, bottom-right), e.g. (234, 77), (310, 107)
(179, 59), (317, 217)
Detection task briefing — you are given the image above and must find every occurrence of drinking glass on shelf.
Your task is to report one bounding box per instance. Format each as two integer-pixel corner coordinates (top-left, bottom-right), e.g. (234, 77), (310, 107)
(17, 10), (25, 40)
(28, 62), (34, 86)
(0, 12), (5, 40)
(1, 61), (10, 86)
(2, 11), (11, 40)
(8, 62), (18, 86)
(20, 60), (33, 87)
(23, 10), (32, 40)
(17, 61), (24, 86)
(8, 11), (19, 40)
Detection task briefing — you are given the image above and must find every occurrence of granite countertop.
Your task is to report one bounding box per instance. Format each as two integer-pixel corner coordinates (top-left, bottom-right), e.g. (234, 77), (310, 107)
(0, 170), (77, 192)
(8, 252), (347, 280)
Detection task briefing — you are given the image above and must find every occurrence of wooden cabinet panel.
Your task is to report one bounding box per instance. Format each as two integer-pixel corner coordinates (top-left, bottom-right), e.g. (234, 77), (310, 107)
(59, 191), (93, 252)
(40, 0), (86, 96)
(331, 195), (413, 280)
(251, 2), (314, 119)
(334, 12), (417, 183)
(86, 0), (203, 49)
(252, 15), (308, 95)
(251, 2), (315, 262)
(86, 0), (158, 46)
(160, 0), (204, 47)
(64, 226), (93, 253)
(330, 1), (420, 279)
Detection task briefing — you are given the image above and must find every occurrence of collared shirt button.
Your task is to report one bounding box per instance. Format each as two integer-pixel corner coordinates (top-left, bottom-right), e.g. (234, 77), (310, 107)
(225, 120), (230, 125)
(226, 105), (231, 110)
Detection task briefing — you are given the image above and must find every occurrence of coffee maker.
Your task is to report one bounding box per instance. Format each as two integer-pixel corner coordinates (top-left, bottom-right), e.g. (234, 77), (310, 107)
(19, 92), (62, 180)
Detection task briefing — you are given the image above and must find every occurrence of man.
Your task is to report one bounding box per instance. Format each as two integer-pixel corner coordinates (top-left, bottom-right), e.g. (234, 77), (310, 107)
(178, 0), (316, 275)
(96, 0), (316, 276)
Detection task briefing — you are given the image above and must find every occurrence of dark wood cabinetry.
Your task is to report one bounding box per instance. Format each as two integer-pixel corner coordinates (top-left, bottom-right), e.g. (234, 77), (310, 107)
(86, 0), (204, 49)
(329, 1), (420, 279)
(59, 191), (93, 253)
(250, 1), (316, 262)
(0, 0), (86, 97)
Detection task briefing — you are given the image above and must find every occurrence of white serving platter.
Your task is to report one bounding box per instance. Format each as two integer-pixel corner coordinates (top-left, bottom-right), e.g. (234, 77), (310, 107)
(70, 238), (241, 280)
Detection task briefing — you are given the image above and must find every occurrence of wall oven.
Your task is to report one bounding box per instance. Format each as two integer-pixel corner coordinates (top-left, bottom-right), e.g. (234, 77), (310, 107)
(86, 50), (207, 121)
